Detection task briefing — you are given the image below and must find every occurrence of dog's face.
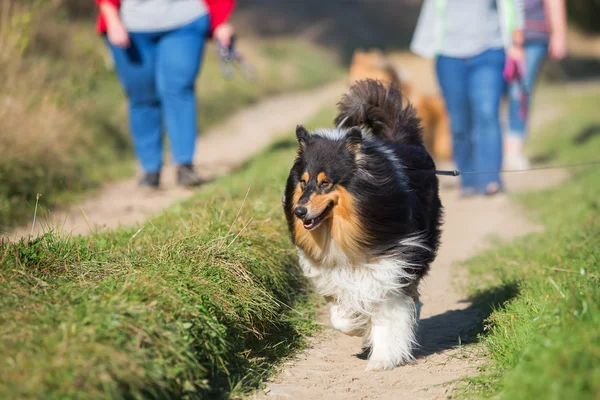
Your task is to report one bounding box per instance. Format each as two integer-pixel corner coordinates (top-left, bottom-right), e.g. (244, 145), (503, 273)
(287, 125), (362, 232)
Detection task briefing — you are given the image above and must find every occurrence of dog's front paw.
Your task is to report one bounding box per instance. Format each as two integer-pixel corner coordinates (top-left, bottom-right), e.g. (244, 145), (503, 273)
(329, 305), (365, 337)
(365, 359), (395, 372)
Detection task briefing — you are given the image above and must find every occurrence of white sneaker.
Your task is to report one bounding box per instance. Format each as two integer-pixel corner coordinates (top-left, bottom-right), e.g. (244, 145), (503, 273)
(504, 153), (531, 171)
(504, 136), (530, 171)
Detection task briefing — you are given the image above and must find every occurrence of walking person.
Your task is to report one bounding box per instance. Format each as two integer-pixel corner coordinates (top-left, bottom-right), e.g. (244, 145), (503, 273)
(95, 0), (236, 188)
(505, 0), (567, 170)
(411, 0), (525, 196)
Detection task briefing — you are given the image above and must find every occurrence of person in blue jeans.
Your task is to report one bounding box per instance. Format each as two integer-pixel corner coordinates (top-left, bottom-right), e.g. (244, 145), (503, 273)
(411, 0), (525, 196)
(97, 0), (235, 188)
(505, 0), (567, 170)
(435, 49), (507, 194)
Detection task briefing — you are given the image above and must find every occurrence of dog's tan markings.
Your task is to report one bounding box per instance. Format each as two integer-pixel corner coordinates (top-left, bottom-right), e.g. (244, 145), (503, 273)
(291, 181), (304, 240)
(292, 185), (368, 263)
(292, 180), (323, 257)
(306, 192), (337, 215)
(330, 186), (368, 259)
(317, 172), (328, 185)
(292, 182), (303, 205)
(301, 172), (309, 182)
(346, 141), (361, 154)
(294, 219), (326, 260)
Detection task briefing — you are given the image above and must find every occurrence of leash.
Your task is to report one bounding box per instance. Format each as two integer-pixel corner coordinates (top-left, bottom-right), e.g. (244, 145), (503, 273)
(433, 160), (600, 177)
(504, 55), (529, 121)
(216, 35), (257, 82)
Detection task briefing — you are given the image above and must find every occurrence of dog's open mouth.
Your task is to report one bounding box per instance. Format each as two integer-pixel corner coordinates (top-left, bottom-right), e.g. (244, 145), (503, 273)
(302, 203), (334, 231)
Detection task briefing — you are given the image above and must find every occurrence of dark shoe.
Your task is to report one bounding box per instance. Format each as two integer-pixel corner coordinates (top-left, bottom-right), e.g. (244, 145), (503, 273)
(484, 182), (504, 196)
(177, 164), (205, 187)
(139, 172), (160, 189)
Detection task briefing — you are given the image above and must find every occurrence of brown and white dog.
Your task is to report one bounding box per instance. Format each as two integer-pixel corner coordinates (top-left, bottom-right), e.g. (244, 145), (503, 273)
(283, 80), (443, 370)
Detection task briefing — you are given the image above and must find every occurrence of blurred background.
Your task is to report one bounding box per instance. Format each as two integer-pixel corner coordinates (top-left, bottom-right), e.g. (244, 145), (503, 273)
(1, 0), (600, 230)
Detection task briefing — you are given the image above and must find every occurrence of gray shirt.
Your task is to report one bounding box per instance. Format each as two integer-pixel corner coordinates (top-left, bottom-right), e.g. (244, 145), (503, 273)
(121, 0), (208, 33)
(438, 0), (504, 58)
(411, 0), (524, 59)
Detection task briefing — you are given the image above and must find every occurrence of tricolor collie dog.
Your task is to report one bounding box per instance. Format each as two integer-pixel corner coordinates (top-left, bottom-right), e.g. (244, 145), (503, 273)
(283, 80), (442, 371)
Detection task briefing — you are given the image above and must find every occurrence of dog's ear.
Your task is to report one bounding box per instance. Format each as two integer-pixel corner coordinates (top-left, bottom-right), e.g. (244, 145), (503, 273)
(296, 125), (311, 149)
(344, 127), (363, 153)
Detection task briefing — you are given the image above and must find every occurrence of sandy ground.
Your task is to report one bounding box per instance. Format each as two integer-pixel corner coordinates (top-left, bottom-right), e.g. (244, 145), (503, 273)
(5, 81), (345, 241)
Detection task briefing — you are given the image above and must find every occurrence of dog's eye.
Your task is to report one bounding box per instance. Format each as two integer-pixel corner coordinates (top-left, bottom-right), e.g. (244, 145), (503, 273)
(299, 179), (306, 189)
(320, 180), (331, 188)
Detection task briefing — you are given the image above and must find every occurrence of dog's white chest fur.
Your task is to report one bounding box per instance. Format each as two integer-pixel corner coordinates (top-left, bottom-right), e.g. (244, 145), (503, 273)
(298, 247), (410, 314)
(297, 240), (420, 371)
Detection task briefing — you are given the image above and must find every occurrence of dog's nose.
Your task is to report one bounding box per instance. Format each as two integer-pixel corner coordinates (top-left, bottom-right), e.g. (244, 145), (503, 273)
(294, 206), (308, 219)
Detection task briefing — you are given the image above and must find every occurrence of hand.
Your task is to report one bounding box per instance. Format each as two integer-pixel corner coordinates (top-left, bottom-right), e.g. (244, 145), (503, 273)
(508, 45), (525, 63)
(549, 32), (567, 60)
(107, 19), (130, 48)
(214, 23), (235, 48)
(510, 29), (525, 62)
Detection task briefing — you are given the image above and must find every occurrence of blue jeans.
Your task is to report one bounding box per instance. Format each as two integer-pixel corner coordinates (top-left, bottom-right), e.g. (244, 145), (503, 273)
(507, 41), (549, 139)
(106, 15), (209, 173)
(436, 49), (506, 193)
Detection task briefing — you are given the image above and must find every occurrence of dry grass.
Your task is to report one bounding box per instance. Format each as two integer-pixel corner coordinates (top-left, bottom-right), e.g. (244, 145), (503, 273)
(0, 2), (342, 231)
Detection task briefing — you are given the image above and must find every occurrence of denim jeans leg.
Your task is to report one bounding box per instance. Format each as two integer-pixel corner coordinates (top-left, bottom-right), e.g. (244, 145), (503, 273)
(436, 55), (476, 191)
(156, 15), (209, 166)
(468, 49), (506, 192)
(107, 35), (163, 173)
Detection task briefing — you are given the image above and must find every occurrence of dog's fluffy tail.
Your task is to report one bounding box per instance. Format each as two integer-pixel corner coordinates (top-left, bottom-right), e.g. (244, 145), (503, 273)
(335, 79), (423, 146)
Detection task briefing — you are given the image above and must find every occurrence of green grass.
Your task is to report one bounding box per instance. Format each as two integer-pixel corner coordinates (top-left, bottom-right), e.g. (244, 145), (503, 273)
(0, 107), (337, 399)
(0, 5), (342, 230)
(460, 84), (600, 399)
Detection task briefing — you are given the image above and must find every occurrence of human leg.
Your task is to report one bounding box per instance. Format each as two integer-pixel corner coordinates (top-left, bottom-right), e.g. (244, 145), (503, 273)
(436, 56), (476, 192)
(107, 34), (163, 175)
(468, 48), (506, 193)
(156, 15), (209, 169)
(506, 41), (549, 169)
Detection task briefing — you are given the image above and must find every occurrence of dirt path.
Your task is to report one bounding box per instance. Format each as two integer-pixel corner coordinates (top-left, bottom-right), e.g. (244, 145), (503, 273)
(6, 82), (345, 240)
(252, 167), (566, 400)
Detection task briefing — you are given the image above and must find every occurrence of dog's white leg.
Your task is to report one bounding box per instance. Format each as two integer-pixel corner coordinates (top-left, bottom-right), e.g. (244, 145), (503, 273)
(329, 304), (365, 337)
(365, 293), (417, 371)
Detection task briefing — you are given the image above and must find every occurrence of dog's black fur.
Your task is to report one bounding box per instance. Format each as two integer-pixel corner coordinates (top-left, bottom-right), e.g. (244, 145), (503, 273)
(284, 79), (442, 282)
(282, 80), (443, 369)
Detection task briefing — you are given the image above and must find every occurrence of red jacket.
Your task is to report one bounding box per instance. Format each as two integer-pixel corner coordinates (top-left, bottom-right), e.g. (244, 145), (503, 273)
(95, 0), (235, 35)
